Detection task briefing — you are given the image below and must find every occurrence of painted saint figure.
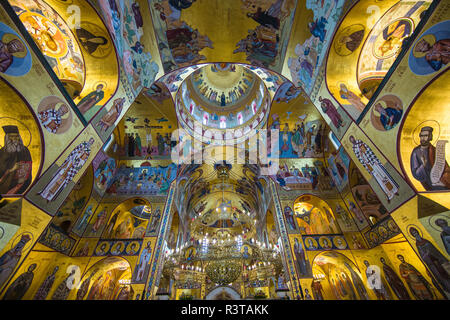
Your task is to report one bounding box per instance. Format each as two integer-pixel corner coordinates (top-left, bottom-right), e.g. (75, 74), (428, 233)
(318, 96), (345, 129)
(284, 206), (296, 230)
(434, 218), (450, 255)
(38, 138), (95, 202)
(0, 125), (32, 195)
(363, 260), (391, 300)
(373, 101), (402, 131)
(0, 35), (26, 73)
(0, 233), (31, 288)
(349, 135), (399, 202)
(38, 103), (70, 134)
(2, 263), (36, 300)
(33, 266), (59, 300)
(380, 257), (411, 300)
(77, 84), (105, 114)
(397, 254), (434, 300)
(409, 227), (450, 293)
(135, 241), (152, 282)
(97, 98), (125, 132)
(410, 126), (450, 190)
(51, 268), (76, 300)
(76, 27), (108, 55)
(343, 262), (370, 300)
(414, 37), (450, 71)
(339, 83), (365, 113)
(294, 238), (310, 277)
(76, 269), (97, 300)
(74, 205), (93, 234)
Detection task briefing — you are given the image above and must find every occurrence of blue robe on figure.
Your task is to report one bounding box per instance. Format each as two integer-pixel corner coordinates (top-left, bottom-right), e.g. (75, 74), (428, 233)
(309, 17), (328, 42)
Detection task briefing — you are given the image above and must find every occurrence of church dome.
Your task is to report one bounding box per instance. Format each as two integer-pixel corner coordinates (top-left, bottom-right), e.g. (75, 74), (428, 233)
(175, 63), (270, 144)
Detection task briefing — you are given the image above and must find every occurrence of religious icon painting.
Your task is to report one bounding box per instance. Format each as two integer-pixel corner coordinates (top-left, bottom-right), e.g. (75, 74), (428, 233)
(370, 94), (403, 131)
(333, 24), (365, 56)
(2, 262), (39, 300)
(318, 236), (332, 250)
(409, 121), (450, 191)
(373, 18), (414, 60)
(304, 237), (318, 250)
(367, 231), (379, 247)
(94, 97), (126, 137)
(37, 96), (73, 134)
(409, 20), (450, 76)
(77, 81), (108, 122)
(126, 241), (140, 256)
(95, 241), (110, 256)
(185, 246), (197, 261)
(387, 219), (400, 233)
(76, 21), (112, 59)
(343, 124), (417, 212)
(111, 241), (125, 255)
(0, 22), (32, 77)
(406, 224), (450, 294)
(0, 117), (37, 196)
(0, 231), (34, 290)
(37, 137), (95, 202)
(11, 0), (85, 92)
(25, 126), (102, 215)
(241, 245), (252, 260)
(423, 213), (450, 256)
(333, 236), (347, 250)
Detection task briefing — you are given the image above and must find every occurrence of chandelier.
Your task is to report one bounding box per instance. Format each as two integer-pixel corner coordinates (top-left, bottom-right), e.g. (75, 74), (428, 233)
(205, 260), (241, 285)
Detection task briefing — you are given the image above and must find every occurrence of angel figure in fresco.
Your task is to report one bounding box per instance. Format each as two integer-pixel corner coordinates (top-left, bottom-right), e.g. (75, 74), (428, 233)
(38, 103), (70, 134)
(349, 135), (399, 202)
(2, 263), (36, 300)
(410, 126), (450, 191)
(0, 125), (33, 195)
(38, 138), (95, 202)
(380, 257), (411, 300)
(409, 227), (450, 293)
(77, 84), (105, 114)
(414, 37), (450, 71)
(397, 254), (435, 300)
(97, 97), (125, 132)
(318, 96), (345, 130)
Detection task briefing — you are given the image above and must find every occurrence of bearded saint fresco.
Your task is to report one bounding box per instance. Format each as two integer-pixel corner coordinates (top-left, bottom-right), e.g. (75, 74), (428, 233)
(410, 126), (450, 191)
(349, 135), (399, 202)
(0, 35), (27, 73)
(38, 103), (70, 134)
(0, 125), (32, 195)
(38, 138), (94, 202)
